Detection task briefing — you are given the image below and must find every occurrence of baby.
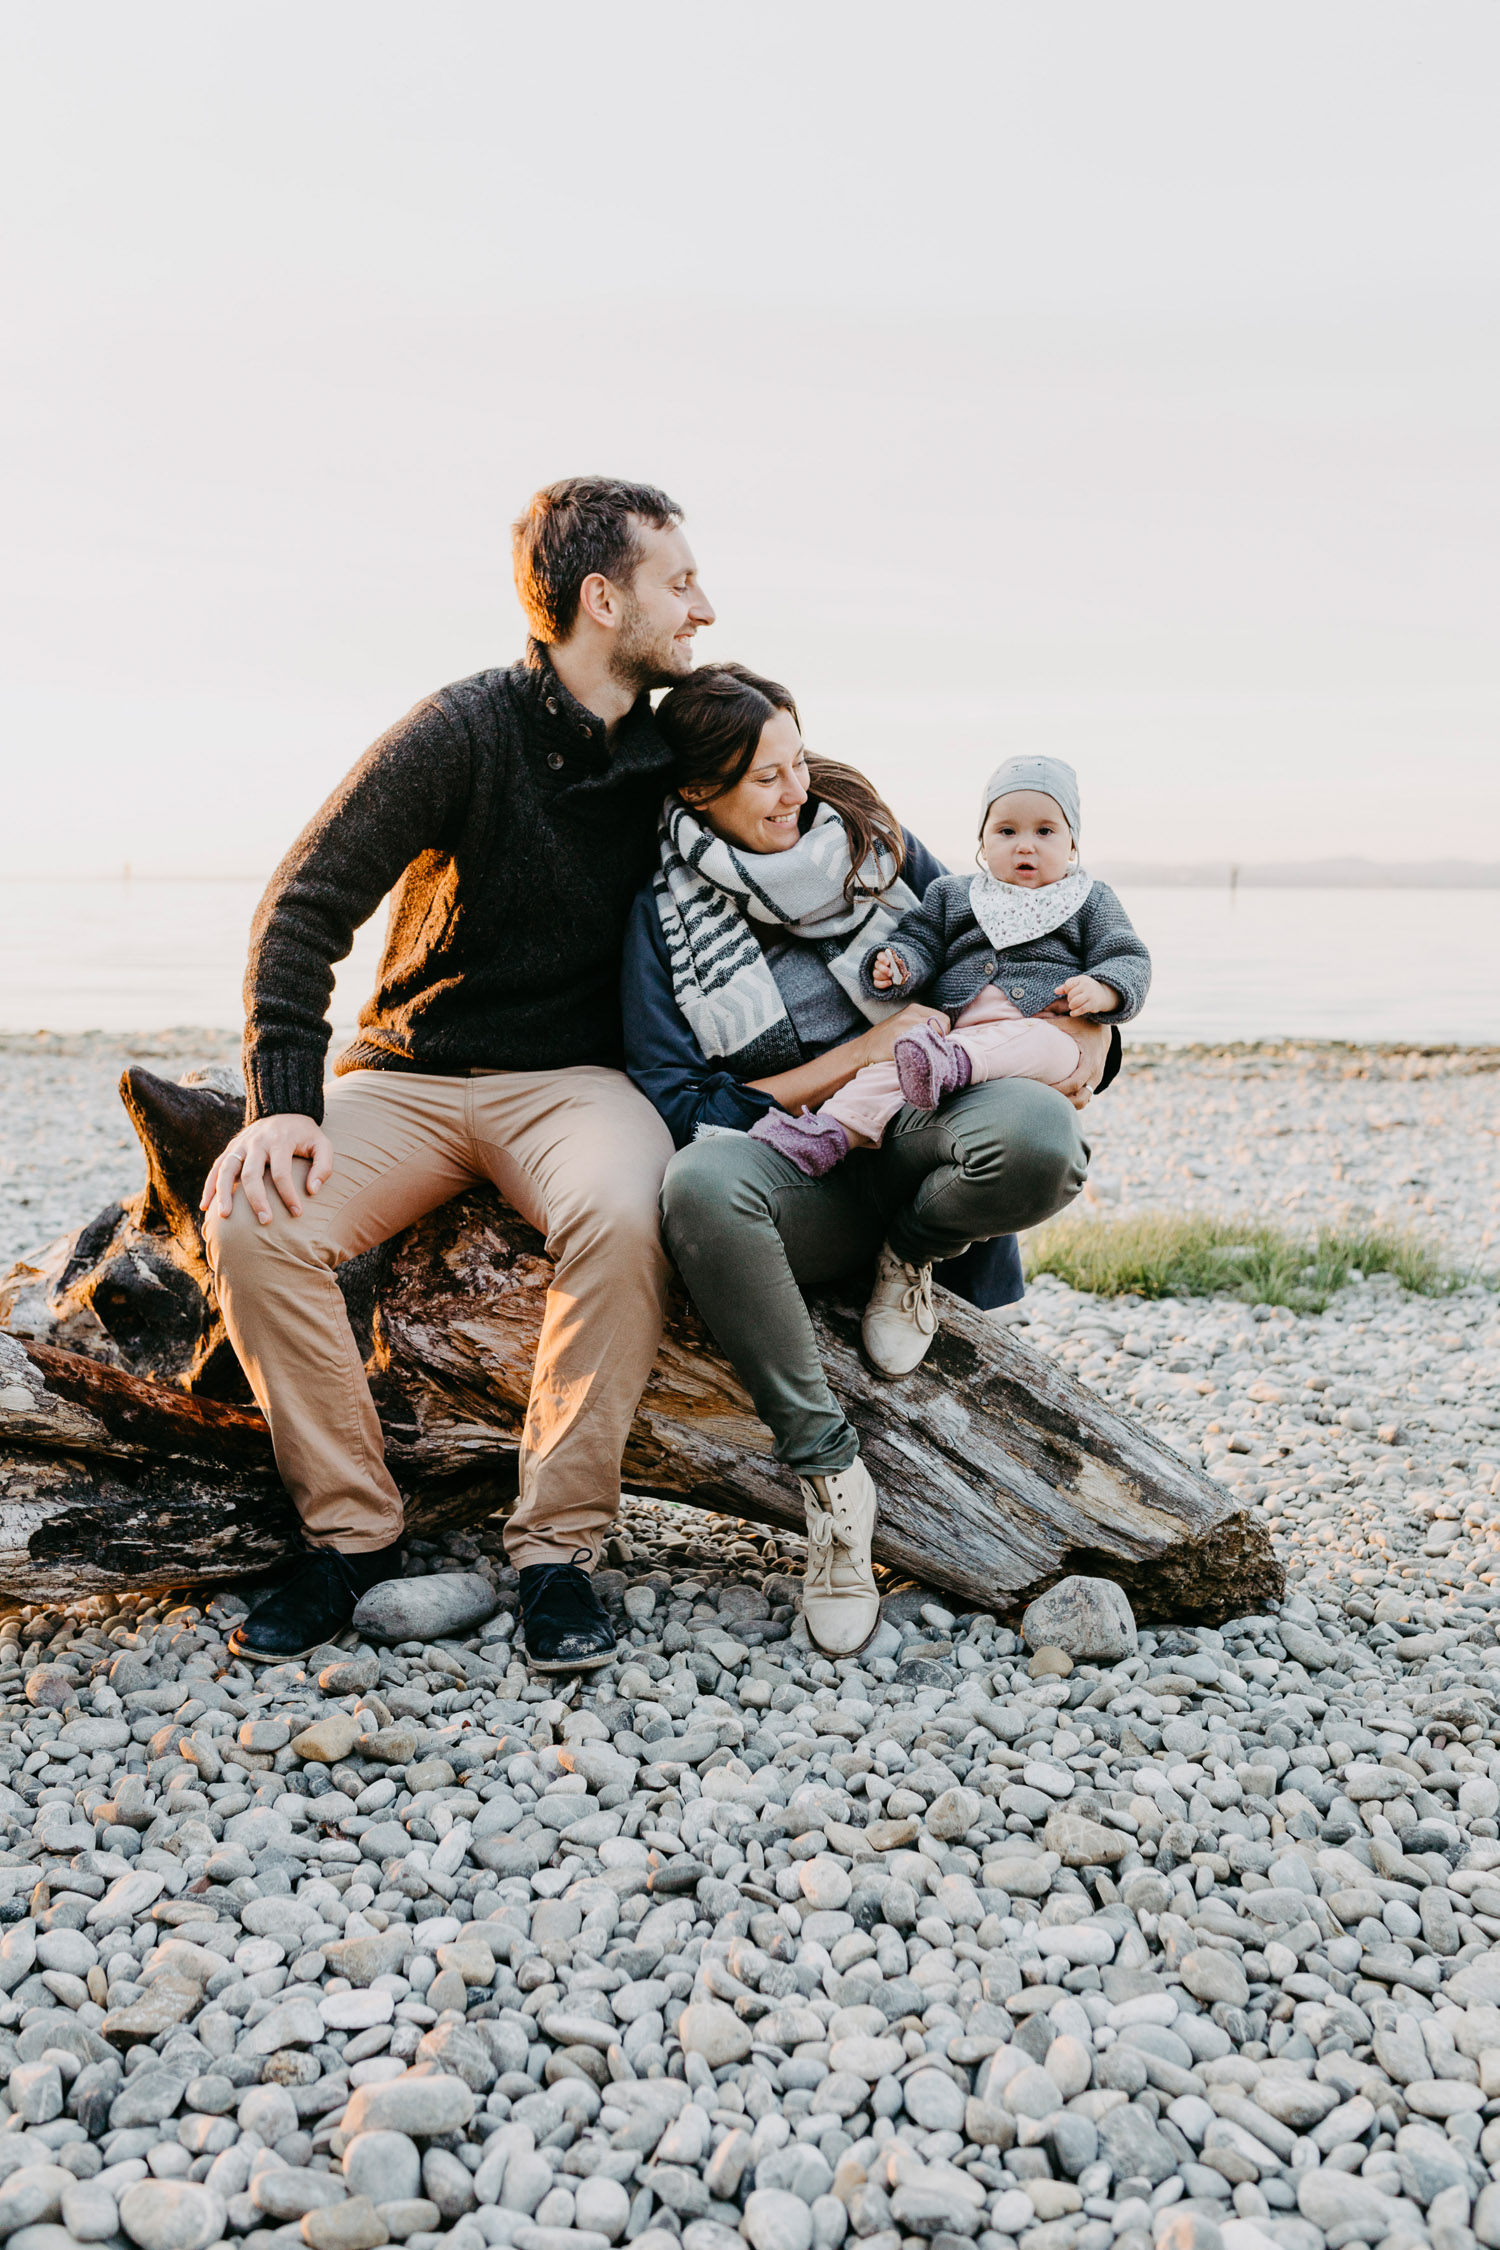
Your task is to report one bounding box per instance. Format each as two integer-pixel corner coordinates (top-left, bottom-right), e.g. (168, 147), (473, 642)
(749, 755), (1150, 1175)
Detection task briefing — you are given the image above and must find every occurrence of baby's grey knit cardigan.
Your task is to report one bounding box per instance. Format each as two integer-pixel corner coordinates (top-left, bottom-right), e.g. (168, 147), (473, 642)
(859, 874), (1151, 1024)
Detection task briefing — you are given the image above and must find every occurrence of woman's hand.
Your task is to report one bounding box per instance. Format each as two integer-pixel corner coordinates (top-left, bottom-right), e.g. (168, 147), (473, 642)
(859, 1002), (950, 1068)
(747, 1004), (950, 1113)
(1054, 1019), (1111, 1111)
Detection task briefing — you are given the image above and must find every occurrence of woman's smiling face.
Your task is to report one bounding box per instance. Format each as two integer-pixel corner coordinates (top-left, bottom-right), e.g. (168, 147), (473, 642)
(685, 707), (810, 854)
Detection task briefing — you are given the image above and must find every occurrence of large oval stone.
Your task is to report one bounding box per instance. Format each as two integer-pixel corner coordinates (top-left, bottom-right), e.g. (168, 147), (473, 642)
(351, 1574), (497, 1642)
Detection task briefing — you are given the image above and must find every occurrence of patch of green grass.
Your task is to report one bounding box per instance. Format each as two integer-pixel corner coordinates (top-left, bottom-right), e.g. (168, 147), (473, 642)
(1022, 1211), (1460, 1313)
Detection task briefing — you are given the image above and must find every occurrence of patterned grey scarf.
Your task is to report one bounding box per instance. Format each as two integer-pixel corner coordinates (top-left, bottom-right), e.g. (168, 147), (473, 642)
(654, 797), (919, 1076)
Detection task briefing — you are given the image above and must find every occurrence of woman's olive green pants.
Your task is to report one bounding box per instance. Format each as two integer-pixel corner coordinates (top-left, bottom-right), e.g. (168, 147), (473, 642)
(659, 1077), (1088, 1480)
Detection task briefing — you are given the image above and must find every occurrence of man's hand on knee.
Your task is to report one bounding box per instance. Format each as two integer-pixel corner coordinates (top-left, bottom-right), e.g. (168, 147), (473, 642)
(202, 1114), (334, 1225)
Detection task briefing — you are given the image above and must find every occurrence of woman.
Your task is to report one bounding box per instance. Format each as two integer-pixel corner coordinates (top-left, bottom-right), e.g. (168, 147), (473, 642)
(621, 664), (1114, 1656)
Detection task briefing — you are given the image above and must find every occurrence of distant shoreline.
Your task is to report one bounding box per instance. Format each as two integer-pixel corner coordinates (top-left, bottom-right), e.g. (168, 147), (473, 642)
(1094, 859), (1500, 889)
(3, 1028), (1497, 1067)
(5, 861), (1498, 889)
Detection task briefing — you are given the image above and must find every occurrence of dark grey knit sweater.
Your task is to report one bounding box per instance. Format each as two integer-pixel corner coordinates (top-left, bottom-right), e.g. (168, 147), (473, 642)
(241, 655), (673, 1124)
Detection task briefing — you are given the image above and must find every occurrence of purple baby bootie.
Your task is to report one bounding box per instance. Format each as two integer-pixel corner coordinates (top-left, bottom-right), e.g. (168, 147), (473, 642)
(895, 1023), (973, 1110)
(749, 1108), (851, 1177)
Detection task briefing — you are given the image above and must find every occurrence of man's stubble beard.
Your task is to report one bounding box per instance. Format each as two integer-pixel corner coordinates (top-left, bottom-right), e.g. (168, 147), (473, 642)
(608, 592), (693, 697)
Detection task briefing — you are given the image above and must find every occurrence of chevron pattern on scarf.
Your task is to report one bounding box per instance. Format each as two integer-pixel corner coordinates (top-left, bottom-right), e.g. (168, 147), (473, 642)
(653, 796), (919, 1075)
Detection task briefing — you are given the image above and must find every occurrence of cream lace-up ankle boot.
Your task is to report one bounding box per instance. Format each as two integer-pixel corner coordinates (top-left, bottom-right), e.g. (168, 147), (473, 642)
(861, 1241), (937, 1377)
(798, 1457), (880, 1655)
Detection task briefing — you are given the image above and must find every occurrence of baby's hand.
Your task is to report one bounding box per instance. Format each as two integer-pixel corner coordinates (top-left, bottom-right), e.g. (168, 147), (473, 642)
(1055, 974), (1119, 1017)
(872, 949), (909, 991)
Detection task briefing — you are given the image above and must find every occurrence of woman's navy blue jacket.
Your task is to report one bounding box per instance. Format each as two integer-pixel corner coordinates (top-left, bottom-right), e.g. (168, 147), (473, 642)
(622, 830), (1120, 1314)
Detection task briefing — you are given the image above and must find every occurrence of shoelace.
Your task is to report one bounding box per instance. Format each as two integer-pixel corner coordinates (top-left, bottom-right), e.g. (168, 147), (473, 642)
(297, 1549), (368, 1598)
(806, 1491), (866, 1596)
(522, 1549), (607, 1631)
(804, 1501), (837, 1593)
(805, 1504), (835, 1554)
(896, 1262), (935, 1330)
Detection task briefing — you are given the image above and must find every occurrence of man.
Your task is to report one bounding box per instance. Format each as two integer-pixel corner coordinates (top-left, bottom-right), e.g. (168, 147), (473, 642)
(202, 477), (714, 1669)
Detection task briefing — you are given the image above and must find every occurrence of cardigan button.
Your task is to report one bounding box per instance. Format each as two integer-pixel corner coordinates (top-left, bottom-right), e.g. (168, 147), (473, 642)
(547, 752), (565, 771)
(1011, 986), (1024, 998)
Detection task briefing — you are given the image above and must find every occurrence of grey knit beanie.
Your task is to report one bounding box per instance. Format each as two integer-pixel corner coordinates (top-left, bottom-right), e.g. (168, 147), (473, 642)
(980, 755), (1081, 843)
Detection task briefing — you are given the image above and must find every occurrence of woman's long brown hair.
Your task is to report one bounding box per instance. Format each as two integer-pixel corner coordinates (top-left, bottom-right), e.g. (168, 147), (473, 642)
(654, 661), (906, 903)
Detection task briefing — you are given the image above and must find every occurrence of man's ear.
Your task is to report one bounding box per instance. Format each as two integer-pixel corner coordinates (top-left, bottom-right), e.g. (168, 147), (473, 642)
(576, 571), (622, 632)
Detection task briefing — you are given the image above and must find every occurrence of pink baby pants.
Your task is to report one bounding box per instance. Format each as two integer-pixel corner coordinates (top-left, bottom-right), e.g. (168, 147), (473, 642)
(821, 986), (1082, 1147)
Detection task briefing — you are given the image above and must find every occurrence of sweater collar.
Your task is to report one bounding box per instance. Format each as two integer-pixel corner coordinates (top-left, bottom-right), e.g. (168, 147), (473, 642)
(515, 643), (669, 783)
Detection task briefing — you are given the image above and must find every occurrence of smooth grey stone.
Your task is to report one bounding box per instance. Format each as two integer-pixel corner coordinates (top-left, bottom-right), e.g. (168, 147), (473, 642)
(0, 2170), (74, 2238)
(357, 1821), (413, 1864)
(352, 1575), (498, 1643)
(342, 2074), (476, 2138)
(755, 2146), (834, 2202)
(1022, 1576), (1138, 1661)
(251, 2172), (348, 2221)
(414, 2023), (497, 2092)
(109, 2068), (192, 2131)
(419, 2149), (474, 2221)
(1396, 2142), (1471, 2205)
(343, 2133), (421, 2208)
(116, 2179), (227, 2250)
(1047, 2112), (1100, 2177)
(1098, 2102), (1178, 2185)
(1119, 2025), (1196, 2070)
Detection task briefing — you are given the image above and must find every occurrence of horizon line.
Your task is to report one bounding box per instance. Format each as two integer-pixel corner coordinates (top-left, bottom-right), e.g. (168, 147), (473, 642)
(5, 856), (1499, 889)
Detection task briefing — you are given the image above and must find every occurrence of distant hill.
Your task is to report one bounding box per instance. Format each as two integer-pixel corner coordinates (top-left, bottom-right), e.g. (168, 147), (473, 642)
(1093, 859), (1500, 889)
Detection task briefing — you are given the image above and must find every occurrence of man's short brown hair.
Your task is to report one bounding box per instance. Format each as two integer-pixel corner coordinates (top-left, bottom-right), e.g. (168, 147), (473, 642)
(512, 476), (684, 644)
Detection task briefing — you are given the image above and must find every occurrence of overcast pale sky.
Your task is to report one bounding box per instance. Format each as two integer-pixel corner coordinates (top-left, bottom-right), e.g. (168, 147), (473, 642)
(4, 0), (1498, 875)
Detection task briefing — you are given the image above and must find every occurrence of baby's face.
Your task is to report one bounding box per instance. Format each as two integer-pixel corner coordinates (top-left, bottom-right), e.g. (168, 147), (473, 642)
(980, 791), (1074, 886)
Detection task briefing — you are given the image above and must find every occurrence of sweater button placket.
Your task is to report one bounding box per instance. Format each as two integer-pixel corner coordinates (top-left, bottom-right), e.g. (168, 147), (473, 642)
(547, 752), (565, 771)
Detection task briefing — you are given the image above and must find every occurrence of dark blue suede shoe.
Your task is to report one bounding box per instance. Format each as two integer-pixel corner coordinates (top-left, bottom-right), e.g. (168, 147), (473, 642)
(229, 1541), (403, 1663)
(519, 1553), (616, 1673)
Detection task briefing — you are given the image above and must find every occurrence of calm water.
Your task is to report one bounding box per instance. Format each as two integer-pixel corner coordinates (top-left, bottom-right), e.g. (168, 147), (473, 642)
(0, 879), (1491, 1044)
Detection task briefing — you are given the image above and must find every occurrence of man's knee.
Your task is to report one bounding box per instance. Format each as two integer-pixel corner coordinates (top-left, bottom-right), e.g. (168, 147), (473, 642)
(202, 1190), (263, 1284)
(202, 1184), (329, 1286)
(549, 1164), (672, 1281)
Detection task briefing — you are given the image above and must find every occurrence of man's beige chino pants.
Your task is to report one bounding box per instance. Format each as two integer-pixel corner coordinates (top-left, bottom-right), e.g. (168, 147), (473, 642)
(204, 1067), (674, 1568)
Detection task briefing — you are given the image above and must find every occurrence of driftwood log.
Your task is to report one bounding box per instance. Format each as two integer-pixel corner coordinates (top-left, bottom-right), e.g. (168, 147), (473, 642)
(0, 1066), (1282, 1619)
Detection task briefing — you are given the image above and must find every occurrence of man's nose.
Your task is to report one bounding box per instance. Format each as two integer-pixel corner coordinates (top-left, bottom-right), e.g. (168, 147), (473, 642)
(690, 587), (716, 625)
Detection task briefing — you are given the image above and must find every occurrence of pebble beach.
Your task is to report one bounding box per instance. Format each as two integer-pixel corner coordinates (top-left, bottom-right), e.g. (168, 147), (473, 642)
(0, 1031), (1498, 2250)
